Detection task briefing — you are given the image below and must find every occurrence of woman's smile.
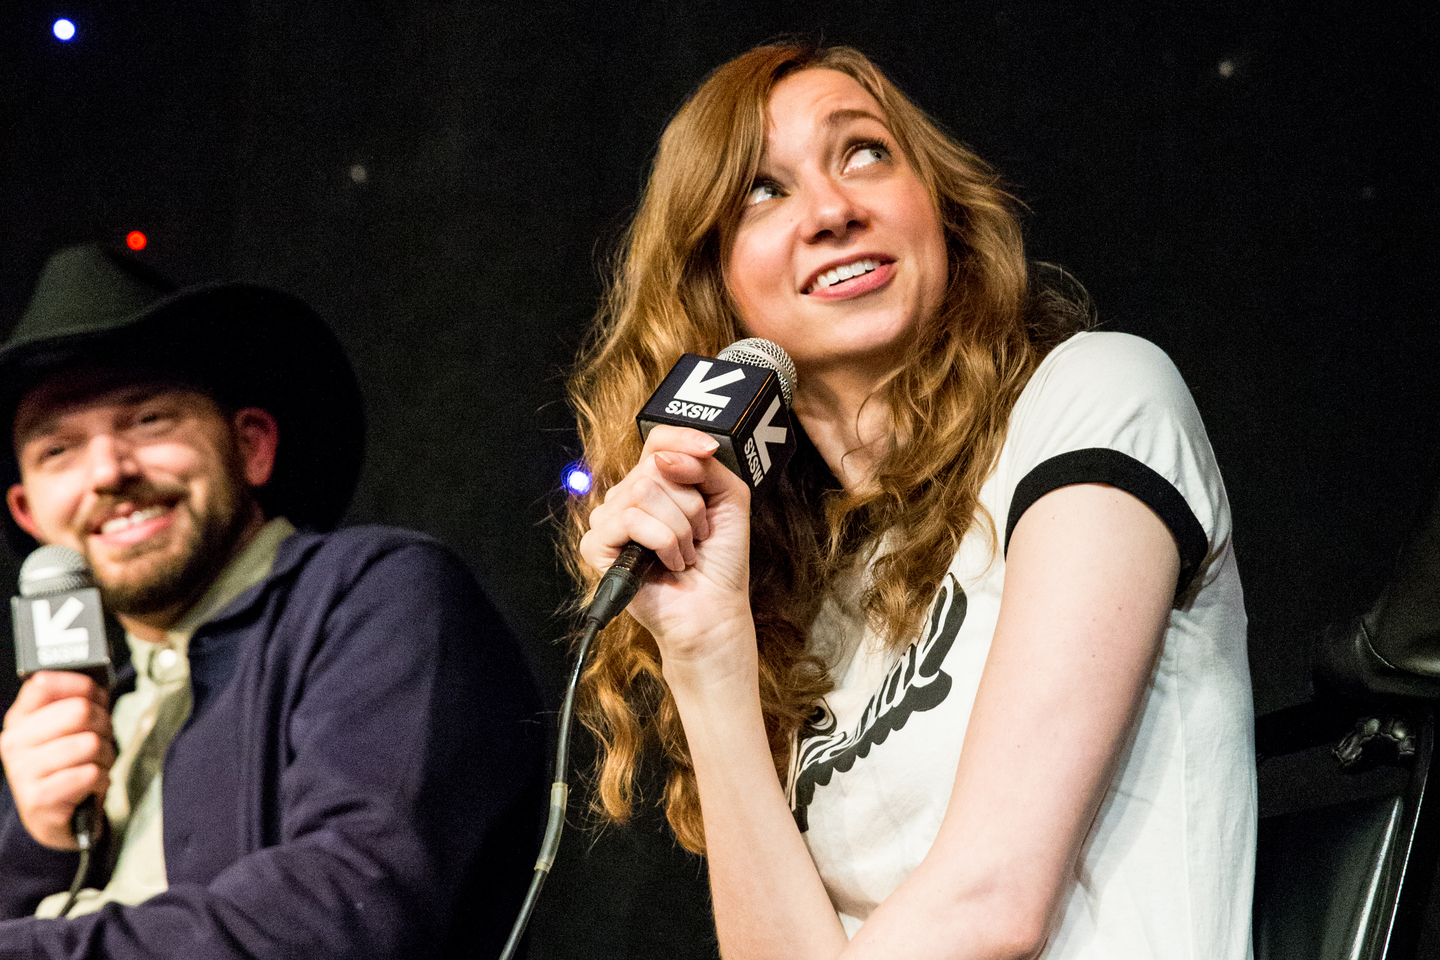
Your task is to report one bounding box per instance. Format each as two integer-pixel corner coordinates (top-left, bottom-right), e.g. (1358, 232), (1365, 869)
(804, 257), (894, 297)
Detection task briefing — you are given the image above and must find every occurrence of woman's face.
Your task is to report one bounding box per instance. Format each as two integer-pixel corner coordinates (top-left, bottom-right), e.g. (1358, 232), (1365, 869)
(724, 69), (948, 385)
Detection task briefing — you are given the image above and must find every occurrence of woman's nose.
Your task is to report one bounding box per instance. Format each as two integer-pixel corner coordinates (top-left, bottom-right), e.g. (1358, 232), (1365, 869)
(802, 177), (867, 244)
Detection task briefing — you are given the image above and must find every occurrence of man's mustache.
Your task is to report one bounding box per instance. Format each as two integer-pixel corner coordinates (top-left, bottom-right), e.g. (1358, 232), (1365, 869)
(80, 482), (188, 533)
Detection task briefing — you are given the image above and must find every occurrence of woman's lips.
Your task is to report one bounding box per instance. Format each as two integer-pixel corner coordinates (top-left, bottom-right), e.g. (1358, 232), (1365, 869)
(805, 260), (896, 300)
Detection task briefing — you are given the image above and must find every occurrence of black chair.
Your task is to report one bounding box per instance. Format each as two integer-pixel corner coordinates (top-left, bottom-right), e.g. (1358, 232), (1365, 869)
(1254, 475), (1440, 960)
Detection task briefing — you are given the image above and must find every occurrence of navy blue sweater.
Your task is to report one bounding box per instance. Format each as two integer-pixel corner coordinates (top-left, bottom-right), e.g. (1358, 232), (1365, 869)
(0, 526), (544, 959)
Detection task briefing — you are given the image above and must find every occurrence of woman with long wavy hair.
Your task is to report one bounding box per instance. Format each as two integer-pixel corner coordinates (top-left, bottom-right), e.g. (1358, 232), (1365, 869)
(566, 42), (1254, 960)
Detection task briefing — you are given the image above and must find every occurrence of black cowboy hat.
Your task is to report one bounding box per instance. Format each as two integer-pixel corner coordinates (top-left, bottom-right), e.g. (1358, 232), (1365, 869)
(0, 244), (365, 556)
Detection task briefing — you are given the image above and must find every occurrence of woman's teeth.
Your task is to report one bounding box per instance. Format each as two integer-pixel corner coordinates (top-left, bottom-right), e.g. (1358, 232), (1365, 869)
(100, 505), (168, 535)
(810, 259), (880, 293)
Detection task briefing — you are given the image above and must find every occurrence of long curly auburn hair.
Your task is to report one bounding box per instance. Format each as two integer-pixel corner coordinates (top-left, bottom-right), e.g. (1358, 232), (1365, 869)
(562, 42), (1089, 854)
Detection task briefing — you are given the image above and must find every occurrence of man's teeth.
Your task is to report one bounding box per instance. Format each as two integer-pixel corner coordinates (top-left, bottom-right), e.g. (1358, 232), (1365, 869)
(811, 259), (880, 292)
(99, 505), (168, 535)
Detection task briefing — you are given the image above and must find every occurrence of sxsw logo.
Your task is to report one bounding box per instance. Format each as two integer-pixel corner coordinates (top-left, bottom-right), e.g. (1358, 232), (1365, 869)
(666, 360), (744, 421)
(742, 397), (787, 485)
(639, 354), (794, 491)
(30, 596), (91, 667)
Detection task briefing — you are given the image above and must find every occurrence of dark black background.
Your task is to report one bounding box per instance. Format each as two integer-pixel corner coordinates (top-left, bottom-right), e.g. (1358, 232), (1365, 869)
(1, 2), (1436, 957)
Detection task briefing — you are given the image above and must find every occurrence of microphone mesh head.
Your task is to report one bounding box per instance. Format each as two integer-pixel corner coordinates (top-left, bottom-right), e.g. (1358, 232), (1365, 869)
(19, 545), (93, 597)
(717, 338), (797, 408)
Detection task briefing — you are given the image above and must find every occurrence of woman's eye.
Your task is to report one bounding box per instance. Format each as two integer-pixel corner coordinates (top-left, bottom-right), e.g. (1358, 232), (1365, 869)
(844, 144), (889, 173)
(746, 181), (782, 205)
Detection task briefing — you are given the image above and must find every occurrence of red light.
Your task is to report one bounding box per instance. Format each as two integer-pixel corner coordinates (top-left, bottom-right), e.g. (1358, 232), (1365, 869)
(126, 231), (147, 251)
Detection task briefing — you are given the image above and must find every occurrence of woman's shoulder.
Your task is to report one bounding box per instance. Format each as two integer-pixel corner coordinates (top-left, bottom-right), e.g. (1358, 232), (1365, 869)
(1035, 331), (1186, 394)
(997, 329), (1229, 567)
(1014, 331), (1198, 430)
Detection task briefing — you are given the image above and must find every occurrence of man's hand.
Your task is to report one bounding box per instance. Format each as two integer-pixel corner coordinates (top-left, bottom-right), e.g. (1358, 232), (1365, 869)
(1, 671), (113, 850)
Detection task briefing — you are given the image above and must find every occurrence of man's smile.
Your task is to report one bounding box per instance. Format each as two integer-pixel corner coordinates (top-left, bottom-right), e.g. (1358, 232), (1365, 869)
(88, 501), (180, 549)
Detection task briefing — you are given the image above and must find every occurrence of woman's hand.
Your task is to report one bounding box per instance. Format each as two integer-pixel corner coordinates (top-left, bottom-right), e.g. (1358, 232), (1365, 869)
(579, 425), (757, 683)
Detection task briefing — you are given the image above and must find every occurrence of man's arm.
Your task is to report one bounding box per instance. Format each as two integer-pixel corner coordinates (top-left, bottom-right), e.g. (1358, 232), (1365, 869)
(0, 537), (544, 959)
(0, 671), (118, 919)
(0, 773), (91, 919)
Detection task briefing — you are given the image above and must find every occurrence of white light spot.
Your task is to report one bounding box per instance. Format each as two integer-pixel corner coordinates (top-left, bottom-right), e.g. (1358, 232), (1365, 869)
(53, 19), (76, 41)
(1217, 60), (1235, 79)
(563, 464), (593, 496)
(350, 164), (368, 184)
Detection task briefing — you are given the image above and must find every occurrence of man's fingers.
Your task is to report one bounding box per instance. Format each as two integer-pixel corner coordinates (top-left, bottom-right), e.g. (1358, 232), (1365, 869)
(37, 762), (108, 807)
(26, 729), (116, 780)
(22, 763), (109, 849)
(4, 672), (103, 725)
(7, 696), (112, 749)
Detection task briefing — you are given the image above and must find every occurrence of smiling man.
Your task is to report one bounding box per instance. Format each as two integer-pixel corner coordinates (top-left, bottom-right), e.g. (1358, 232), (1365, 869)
(0, 245), (542, 959)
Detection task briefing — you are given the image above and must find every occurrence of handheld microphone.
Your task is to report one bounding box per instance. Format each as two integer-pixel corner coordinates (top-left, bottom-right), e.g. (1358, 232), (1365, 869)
(585, 337), (799, 629)
(13, 545), (113, 685)
(11, 544), (114, 855)
(499, 338), (799, 960)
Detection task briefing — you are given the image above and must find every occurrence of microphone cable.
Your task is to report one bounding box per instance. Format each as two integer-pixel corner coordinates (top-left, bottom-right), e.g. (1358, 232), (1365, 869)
(497, 544), (656, 960)
(57, 800), (99, 917)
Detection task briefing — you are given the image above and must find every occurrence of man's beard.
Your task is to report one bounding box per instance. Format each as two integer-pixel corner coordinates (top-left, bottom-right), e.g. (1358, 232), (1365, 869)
(84, 465), (253, 619)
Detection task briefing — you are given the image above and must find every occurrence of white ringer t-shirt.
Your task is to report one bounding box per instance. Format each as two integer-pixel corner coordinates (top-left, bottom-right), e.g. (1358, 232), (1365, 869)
(788, 331), (1256, 959)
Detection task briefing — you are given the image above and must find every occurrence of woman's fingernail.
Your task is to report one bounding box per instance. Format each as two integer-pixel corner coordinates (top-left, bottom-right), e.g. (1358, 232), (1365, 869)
(699, 436), (719, 452)
(655, 452), (675, 466)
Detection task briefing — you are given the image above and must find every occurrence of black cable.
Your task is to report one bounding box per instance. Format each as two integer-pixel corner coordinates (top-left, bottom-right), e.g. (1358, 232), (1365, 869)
(497, 544), (658, 959)
(497, 616), (602, 960)
(58, 800), (97, 918)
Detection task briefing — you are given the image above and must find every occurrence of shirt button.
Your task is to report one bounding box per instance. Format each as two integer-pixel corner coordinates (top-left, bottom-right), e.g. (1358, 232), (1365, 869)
(156, 648), (179, 671)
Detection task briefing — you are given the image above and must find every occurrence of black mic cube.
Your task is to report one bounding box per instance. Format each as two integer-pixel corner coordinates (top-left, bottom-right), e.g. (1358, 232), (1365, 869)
(637, 353), (795, 491)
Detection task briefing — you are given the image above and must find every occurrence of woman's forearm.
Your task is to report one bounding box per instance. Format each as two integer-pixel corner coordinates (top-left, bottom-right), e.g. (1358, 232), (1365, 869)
(666, 654), (850, 960)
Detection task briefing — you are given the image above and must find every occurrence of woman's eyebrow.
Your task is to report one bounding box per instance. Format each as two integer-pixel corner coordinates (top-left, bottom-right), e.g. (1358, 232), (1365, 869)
(823, 107), (888, 131)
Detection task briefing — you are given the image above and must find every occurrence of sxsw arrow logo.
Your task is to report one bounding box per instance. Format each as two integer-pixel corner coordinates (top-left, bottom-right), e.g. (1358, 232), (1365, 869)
(31, 596), (91, 666)
(752, 396), (787, 471)
(674, 360), (745, 408)
(742, 396), (789, 485)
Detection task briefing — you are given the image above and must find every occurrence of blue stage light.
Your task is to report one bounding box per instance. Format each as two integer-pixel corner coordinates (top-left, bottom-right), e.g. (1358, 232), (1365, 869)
(53, 19), (76, 41)
(563, 463), (593, 496)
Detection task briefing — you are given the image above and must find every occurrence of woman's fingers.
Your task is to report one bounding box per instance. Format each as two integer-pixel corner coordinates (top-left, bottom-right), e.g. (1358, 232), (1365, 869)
(640, 424), (721, 461)
(615, 470), (703, 570)
(585, 465), (705, 571)
(581, 429), (723, 573)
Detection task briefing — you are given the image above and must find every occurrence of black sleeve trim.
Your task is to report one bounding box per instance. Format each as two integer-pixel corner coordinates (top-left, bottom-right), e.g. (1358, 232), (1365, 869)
(1004, 448), (1209, 597)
